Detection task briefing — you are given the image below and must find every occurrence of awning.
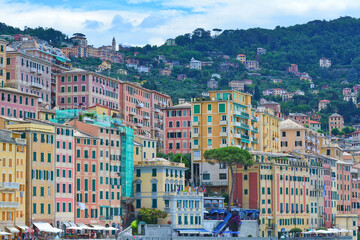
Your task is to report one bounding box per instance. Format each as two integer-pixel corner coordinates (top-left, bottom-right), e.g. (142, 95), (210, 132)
(16, 225), (29, 231)
(105, 227), (119, 231)
(0, 232), (10, 236)
(175, 229), (209, 234)
(67, 226), (83, 230)
(33, 222), (63, 233)
(76, 223), (92, 230)
(210, 209), (218, 214)
(56, 56), (67, 63)
(218, 209), (225, 214)
(89, 224), (106, 230)
(6, 227), (20, 233)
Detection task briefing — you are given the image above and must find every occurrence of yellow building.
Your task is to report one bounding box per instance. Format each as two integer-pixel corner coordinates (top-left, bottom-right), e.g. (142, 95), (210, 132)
(7, 120), (55, 226)
(0, 38), (7, 87)
(133, 136), (157, 162)
(98, 61), (111, 71)
(232, 152), (310, 238)
(85, 104), (119, 117)
(0, 129), (27, 235)
(255, 107), (281, 153)
(133, 158), (186, 214)
(191, 90), (259, 193)
(37, 108), (55, 121)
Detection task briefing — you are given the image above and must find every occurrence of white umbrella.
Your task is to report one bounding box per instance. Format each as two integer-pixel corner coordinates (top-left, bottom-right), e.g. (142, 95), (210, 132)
(327, 229), (339, 233)
(67, 226), (83, 230)
(0, 232), (11, 236)
(339, 229), (351, 233)
(105, 227), (118, 231)
(316, 230), (329, 234)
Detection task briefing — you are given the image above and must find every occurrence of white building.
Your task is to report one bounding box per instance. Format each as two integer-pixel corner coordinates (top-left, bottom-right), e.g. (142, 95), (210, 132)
(319, 58), (331, 68)
(190, 57), (202, 70)
(257, 47), (266, 55)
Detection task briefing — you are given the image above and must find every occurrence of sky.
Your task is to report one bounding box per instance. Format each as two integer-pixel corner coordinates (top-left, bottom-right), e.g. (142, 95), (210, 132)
(2, 0), (360, 47)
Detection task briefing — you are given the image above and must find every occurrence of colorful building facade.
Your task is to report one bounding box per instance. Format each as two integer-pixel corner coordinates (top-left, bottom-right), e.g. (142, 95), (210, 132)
(191, 90), (259, 193)
(164, 102), (191, 154)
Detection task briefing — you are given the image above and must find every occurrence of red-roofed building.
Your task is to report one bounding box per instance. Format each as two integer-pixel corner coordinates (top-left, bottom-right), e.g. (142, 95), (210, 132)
(318, 100), (330, 111)
(310, 120), (321, 132)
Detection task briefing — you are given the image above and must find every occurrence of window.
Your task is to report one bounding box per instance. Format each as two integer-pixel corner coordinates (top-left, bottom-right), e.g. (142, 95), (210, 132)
(219, 173), (227, 180)
(136, 169), (141, 177)
(296, 131), (300, 137)
(207, 139), (212, 146)
(203, 174), (210, 180)
(152, 183), (157, 192)
(152, 169), (157, 176)
(152, 199), (157, 208)
(136, 199), (141, 208)
(207, 104), (212, 111)
(207, 116), (212, 123)
(282, 131), (286, 137)
(219, 103), (226, 113)
(194, 105), (200, 114)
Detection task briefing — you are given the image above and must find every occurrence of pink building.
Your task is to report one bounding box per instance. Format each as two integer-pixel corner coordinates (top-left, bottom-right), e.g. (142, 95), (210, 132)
(54, 124), (75, 228)
(119, 81), (172, 150)
(322, 156), (333, 228)
(71, 121), (122, 227)
(74, 129), (99, 225)
(336, 161), (353, 214)
(163, 102), (191, 154)
(6, 47), (52, 105)
(354, 84), (360, 92)
(0, 87), (38, 119)
(56, 70), (120, 111)
(343, 88), (352, 95)
(287, 64), (298, 73)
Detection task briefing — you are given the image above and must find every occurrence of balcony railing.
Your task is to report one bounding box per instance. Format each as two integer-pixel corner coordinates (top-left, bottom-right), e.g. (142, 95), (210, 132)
(30, 82), (44, 89)
(219, 120), (227, 125)
(0, 201), (19, 208)
(0, 182), (19, 191)
(136, 102), (144, 108)
(143, 115), (150, 120)
(220, 132), (227, 137)
(37, 69), (43, 75)
(30, 67), (37, 73)
(15, 138), (26, 145)
(136, 123), (144, 128)
(129, 110), (136, 116)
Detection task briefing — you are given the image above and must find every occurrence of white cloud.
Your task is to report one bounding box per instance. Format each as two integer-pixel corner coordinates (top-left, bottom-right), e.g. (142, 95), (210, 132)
(0, 0), (360, 46)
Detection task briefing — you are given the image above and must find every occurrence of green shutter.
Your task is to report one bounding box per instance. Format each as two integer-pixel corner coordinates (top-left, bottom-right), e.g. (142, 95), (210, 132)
(219, 103), (226, 113)
(193, 105), (200, 114)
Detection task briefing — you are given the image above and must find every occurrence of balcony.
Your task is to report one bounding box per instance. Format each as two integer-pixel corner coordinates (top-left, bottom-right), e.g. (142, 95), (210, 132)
(38, 98), (44, 103)
(220, 132), (227, 137)
(129, 110), (136, 116)
(154, 108), (161, 113)
(136, 123), (144, 128)
(233, 133), (241, 138)
(15, 138), (26, 145)
(99, 216), (114, 221)
(154, 127), (161, 132)
(203, 180), (228, 186)
(241, 123), (250, 129)
(219, 120), (227, 125)
(30, 82), (44, 89)
(136, 102), (144, 108)
(37, 69), (43, 75)
(143, 115), (150, 120)
(220, 143), (227, 148)
(30, 67), (37, 73)
(251, 127), (259, 133)
(193, 133), (199, 138)
(192, 122), (199, 126)
(194, 155), (201, 161)
(252, 138), (259, 144)
(0, 182), (19, 191)
(0, 63), (3, 68)
(0, 201), (19, 208)
(235, 111), (249, 119)
(193, 145), (199, 149)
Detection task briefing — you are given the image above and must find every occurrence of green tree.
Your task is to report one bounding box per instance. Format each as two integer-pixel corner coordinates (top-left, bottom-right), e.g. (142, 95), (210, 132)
(203, 147), (252, 211)
(342, 126), (356, 135)
(137, 208), (167, 224)
(331, 128), (340, 136)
